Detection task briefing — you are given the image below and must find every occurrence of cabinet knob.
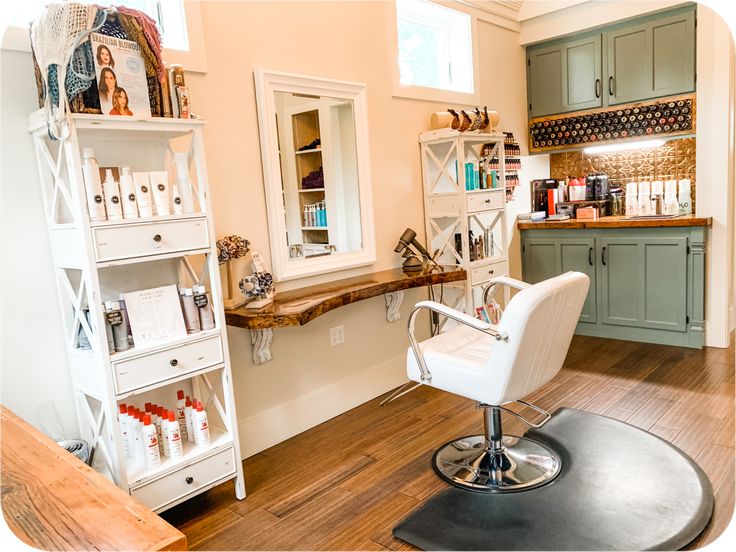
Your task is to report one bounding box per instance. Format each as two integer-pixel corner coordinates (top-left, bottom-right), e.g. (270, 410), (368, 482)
(185, 476), (194, 485)
(153, 234), (162, 242)
(170, 359), (178, 367)
(489, 269), (494, 274)
(484, 199), (491, 203)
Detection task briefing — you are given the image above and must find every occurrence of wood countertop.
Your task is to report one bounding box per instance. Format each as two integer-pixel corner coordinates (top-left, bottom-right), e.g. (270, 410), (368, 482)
(225, 267), (466, 330)
(0, 406), (187, 551)
(517, 214), (712, 230)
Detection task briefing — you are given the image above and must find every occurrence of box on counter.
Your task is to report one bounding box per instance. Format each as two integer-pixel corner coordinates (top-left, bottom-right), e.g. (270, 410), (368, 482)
(576, 206), (599, 220)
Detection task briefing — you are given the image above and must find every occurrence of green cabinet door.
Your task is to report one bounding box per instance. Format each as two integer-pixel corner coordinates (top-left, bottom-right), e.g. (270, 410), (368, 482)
(527, 44), (564, 118)
(522, 238), (560, 284)
(606, 7), (695, 105)
(563, 34), (603, 112)
(560, 238), (597, 324)
(599, 237), (687, 331)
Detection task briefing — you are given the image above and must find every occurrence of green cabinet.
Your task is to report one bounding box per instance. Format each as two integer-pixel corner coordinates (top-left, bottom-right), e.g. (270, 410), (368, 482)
(526, 5), (696, 117)
(523, 237), (597, 323)
(527, 34), (602, 118)
(521, 226), (705, 348)
(607, 8), (696, 105)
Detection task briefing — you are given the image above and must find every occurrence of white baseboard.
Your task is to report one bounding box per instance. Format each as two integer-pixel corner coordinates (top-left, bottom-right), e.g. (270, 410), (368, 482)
(236, 353), (408, 458)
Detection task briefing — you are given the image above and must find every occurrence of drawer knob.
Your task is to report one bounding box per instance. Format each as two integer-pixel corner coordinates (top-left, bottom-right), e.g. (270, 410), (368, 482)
(185, 476), (194, 485)
(484, 199), (491, 203)
(489, 270), (494, 274)
(153, 234), (162, 242)
(170, 359), (178, 367)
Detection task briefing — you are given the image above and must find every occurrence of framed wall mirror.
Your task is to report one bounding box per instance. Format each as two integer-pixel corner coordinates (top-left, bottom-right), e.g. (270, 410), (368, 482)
(254, 69), (376, 282)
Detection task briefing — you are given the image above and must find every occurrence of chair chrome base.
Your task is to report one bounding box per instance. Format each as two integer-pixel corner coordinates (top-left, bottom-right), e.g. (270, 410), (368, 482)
(433, 434), (562, 493)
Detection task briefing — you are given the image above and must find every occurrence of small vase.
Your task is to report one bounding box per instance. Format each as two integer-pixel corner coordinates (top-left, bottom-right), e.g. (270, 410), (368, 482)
(223, 260), (246, 309)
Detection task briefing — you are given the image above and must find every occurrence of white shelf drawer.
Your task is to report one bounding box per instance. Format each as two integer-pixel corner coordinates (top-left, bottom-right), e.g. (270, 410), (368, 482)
(93, 218), (209, 262)
(113, 335), (223, 395)
(426, 195), (461, 217)
(467, 190), (504, 212)
(130, 446), (236, 511)
(470, 259), (508, 286)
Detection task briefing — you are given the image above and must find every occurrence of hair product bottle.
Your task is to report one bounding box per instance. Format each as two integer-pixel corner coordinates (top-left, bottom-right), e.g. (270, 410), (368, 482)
(142, 414), (161, 468)
(184, 396), (194, 443)
(193, 284), (216, 330)
(171, 181), (184, 215)
(81, 148), (107, 222)
(102, 169), (123, 220)
(174, 152), (196, 213)
(194, 402), (211, 447)
(176, 390), (189, 441)
(158, 407), (170, 457)
(165, 411), (184, 459)
(179, 287), (201, 334)
(118, 167), (139, 219)
(119, 404), (131, 457)
(104, 300), (130, 352)
(118, 293), (134, 346)
(132, 172), (154, 217)
(149, 171), (171, 216)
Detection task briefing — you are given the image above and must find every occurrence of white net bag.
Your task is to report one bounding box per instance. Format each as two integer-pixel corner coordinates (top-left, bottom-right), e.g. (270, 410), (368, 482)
(30, 2), (98, 139)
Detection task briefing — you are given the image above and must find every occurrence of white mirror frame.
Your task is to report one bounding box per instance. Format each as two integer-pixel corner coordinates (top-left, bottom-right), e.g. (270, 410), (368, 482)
(254, 68), (376, 283)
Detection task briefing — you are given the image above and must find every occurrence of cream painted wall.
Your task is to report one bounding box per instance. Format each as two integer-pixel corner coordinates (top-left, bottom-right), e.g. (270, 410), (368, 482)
(0, 1), (540, 456)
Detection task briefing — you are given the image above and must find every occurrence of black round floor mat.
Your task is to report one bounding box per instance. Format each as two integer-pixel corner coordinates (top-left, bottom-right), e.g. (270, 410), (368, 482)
(393, 408), (714, 550)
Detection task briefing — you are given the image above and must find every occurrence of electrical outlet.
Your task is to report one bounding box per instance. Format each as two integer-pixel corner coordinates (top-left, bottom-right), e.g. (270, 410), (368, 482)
(330, 325), (345, 346)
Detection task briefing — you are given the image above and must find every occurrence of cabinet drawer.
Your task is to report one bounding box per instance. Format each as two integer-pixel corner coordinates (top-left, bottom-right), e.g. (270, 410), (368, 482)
(426, 195), (461, 217)
(471, 259), (508, 286)
(113, 335), (223, 395)
(467, 191), (504, 212)
(93, 218), (209, 262)
(130, 447), (236, 511)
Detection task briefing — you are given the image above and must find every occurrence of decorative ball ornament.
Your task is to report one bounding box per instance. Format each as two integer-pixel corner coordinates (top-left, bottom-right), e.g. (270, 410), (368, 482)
(239, 271), (274, 300)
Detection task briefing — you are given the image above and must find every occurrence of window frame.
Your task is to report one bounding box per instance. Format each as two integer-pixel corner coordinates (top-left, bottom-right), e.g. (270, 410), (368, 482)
(388, 0), (481, 104)
(1, 0), (208, 73)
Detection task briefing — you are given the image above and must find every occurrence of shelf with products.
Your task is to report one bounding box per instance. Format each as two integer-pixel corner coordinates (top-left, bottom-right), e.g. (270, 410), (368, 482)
(420, 131), (509, 316)
(28, 109), (245, 511)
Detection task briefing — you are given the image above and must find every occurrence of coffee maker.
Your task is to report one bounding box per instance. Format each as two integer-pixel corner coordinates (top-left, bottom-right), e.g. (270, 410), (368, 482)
(531, 179), (559, 213)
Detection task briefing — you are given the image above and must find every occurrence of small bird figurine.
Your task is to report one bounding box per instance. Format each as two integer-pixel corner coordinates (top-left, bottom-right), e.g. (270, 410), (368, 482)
(447, 108), (461, 130)
(459, 110), (472, 132)
(468, 107), (484, 131)
(481, 106), (490, 130)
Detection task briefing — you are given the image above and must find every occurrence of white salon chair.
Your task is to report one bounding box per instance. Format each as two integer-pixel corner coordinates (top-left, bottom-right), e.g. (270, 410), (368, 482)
(406, 272), (589, 493)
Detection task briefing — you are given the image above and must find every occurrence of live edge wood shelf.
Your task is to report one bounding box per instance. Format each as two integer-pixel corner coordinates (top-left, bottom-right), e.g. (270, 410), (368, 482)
(225, 267), (466, 364)
(517, 214), (711, 230)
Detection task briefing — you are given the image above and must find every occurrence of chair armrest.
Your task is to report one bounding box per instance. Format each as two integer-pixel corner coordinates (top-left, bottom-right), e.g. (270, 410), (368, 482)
(482, 276), (531, 305)
(407, 300), (508, 383)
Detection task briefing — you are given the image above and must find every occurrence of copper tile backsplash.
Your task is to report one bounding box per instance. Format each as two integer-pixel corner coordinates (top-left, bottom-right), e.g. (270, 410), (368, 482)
(550, 137), (696, 207)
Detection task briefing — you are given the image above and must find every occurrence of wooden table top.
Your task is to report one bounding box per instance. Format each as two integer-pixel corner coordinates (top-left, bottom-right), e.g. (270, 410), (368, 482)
(225, 267), (467, 330)
(517, 214), (712, 230)
(1, 407), (187, 551)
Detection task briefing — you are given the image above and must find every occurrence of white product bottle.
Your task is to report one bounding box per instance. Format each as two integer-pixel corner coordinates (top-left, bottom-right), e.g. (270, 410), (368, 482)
(81, 148), (107, 222)
(118, 167), (139, 219)
(184, 396), (194, 443)
(171, 182), (184, 214)
(142, 414), (161, 468)
(176, 389), (189, 441)
(131, 410), (144, 462)
(637, 181), (651, 216)
(194, 402), (211, 447)
(151, 405), (163, 456)
(174, 152), (196, 213)
(165, 410), (184, 459)
(119, 404), (130, 457)
(664, 180), (679, 215)
(132, 172), (154, 217)
(149, 171), (171, 216)
(103, 169), (123, 220)
(193, 284), (216, 331)
(678, 179), (692, 215)
(159, 407), (170, 457)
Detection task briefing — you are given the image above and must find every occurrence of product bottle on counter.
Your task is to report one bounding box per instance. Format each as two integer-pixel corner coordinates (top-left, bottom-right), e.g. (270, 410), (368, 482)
(638, 181), (651, 216)
(142, 415), (161, 468)
(102, 169), (123, 220)
(193, 284), (216, 330)
(664, 180), (679, 215)
(678, 179), (692, 215)
(81, 148), (107, 222)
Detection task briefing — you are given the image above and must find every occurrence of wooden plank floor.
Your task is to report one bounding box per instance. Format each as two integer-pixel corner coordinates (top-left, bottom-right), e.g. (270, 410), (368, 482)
(161, 335), (735, 550)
